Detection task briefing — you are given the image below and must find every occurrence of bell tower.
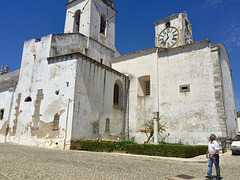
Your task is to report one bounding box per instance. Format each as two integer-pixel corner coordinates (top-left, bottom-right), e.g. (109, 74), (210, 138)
(64, 0), (116, 51)
(154, 11), (193, 49)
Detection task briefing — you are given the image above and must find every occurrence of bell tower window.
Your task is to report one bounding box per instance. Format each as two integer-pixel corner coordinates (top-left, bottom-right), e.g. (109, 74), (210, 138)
(166, 22), (171, 27)
(74, 10), (81, 33)
(0, 109), (4, 120)
(100, 13), (106, 35)
(185, 20), (189, 28)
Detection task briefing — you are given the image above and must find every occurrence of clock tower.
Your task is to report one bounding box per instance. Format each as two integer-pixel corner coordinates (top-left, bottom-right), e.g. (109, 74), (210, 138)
(154, 11), (193, 49)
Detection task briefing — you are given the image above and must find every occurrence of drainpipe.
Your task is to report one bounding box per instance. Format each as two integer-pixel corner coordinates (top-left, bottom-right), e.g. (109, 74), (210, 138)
(64, 99), (71, 150)
(125, 77), (130, 139)
(154, 48), (160, 144)
(156, 48), (160, 115)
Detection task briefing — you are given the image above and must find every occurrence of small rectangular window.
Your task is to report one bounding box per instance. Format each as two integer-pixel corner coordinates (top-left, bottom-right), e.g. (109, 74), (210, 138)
(180, 84), (190, 92)
(138, 75), (150, 97)
(0, 109), (4, 120)
(146, 81), (150, 95)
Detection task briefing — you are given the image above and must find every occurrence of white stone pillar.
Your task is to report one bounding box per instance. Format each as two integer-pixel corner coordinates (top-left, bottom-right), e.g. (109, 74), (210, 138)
(154, 112), (159, 144)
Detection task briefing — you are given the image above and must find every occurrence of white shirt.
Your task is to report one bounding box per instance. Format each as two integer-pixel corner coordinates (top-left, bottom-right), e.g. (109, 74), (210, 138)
(208, 140), (219, 155)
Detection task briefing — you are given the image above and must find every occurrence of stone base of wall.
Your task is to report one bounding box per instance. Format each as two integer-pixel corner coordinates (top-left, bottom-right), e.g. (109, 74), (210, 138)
(101, 134), (127, 141)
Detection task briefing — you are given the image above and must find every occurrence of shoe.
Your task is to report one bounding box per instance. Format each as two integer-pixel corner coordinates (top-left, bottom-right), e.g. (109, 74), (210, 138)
(205, 176), (212, 179)
(216, 177), (222, 179)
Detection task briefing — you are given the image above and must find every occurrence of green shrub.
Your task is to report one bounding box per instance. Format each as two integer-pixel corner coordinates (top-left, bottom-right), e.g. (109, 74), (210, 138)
(114, 140), (136, 151)
(81, 141), (115, 152)
(193, 145), (208, 155)
(125, 144), (207, 158)
(73, 140), (207, 158)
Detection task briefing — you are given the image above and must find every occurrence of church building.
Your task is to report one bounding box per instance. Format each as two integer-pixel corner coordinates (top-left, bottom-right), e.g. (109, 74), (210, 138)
(0, 0), (238, 149)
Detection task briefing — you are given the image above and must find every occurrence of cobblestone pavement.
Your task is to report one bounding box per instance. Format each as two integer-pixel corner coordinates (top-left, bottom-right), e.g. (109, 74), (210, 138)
(0, 143), (239, 180)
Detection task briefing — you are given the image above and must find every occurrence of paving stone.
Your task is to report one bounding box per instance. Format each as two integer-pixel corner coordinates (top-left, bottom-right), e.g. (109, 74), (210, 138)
(0, 143), (239, 180)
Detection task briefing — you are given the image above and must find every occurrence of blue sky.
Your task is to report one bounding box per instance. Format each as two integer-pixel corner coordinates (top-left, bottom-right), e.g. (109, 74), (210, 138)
(0, 0), (239, 111)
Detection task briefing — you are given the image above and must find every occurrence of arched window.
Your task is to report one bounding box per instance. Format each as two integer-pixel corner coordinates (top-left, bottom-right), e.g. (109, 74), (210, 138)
(113, 80), (123, 110)
(24, 96), (32, 102)
(74, 10), (81, 33)
(100, 13), (106, 35)
(113, 83), (119, 105)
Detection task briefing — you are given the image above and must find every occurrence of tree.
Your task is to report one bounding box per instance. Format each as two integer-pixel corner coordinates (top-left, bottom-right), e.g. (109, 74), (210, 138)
(138, 119), (166, 144)
(237, 111), (240, 118)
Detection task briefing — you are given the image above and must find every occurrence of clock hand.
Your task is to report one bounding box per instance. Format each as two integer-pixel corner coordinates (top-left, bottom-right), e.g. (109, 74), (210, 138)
(165, 34), (169, 41)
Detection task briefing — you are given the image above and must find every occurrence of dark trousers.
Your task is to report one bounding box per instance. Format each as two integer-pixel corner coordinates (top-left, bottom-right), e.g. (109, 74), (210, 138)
(207, 154), (221, 177)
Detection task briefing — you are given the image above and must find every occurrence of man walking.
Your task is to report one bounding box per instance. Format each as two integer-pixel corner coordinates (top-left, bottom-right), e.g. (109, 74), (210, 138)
(205, 134), (222, 179)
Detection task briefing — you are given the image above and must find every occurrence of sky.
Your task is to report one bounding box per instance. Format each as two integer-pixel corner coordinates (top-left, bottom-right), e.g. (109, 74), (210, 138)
(0, 0), (239, 111)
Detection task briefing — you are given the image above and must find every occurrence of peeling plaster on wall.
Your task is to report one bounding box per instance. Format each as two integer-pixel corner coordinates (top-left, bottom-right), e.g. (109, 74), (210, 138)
(91, 120), (99, 135)
(31, 121), (60, 139)
(43, 99), (66, 120)
(12, 93), (21, 135)
(0, 121), (7, 135)
(32, 89), (44, 131)
(53, 113), (60, 130)
(105, 117), (110, 132)
(0, 1), (127, 148)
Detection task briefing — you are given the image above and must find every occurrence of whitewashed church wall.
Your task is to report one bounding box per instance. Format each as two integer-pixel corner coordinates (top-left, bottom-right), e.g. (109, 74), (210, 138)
(0, 86), (15, 142)
(7, 36), (51, 144)
(7, 35), (76, 149)
(157, 44), (223, 144)
(64, 0), (91, 36)
(0, 70), (19, 142)
(112, 49), (159, 143)
(49, 34), (114, 67)
(71, 57), (127, 141)
(87, 39), (115, 66)
(39, 57), (77, 149)
(238, 118), (240, 132)
(218, 44), (238, 138)
(113, 42), (231, 145)
(49, 34), (88, 58)
(16, 38), (41, 93)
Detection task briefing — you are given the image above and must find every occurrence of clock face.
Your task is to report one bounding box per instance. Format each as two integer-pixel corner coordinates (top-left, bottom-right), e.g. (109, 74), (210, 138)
(184, 28), (193, 45)
(158, 27), (179, 48)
